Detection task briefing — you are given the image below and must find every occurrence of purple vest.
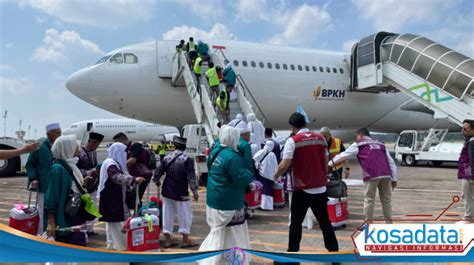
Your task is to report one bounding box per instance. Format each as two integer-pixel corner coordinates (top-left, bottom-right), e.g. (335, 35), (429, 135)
(356, 136), (392, 181)
(458, 137), (473, 180)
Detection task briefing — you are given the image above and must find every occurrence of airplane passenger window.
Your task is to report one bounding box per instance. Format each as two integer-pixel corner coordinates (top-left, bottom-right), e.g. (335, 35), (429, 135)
(332, 67), (337, 73)
(290, 64), (295, 70)
(259, 62), (264, 68)
(110, 53), (123, 64)
(312, 66), (317, 72)
(297, 65), (303, 71)
(275, 63), (280, 69)
(305, 65), (310, 71)
(233, 60), (239, 66)
(267, 62), (272, 69)
(326, 67), (330, 73)
(319, 66), (324, 72)
(339, 68), (344, 74)
(124, 53), (138, 64)
(251, 61), (256, 67)
(242, 60), (248, 67)
(283, 64), (288, 70)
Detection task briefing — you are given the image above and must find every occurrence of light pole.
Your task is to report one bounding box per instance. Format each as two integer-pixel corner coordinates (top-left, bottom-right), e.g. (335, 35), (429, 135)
(34, 129), (37, 141)
(28, 125), (31, 141)
(2, 110), (7, 138)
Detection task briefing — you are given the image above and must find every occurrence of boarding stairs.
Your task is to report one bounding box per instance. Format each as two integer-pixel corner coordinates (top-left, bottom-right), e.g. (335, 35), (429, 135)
(351, 32), (473, 127)
(171, 47), (268, 146)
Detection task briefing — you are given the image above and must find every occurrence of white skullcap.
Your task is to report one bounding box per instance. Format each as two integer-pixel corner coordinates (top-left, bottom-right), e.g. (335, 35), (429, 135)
(236, 114), (243, 120)
(46, 123), (61, 132)
(219, 126), (240, 150)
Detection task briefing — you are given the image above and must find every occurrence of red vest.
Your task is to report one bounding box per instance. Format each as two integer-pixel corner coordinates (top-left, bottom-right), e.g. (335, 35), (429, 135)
(291, 131), (327, 190)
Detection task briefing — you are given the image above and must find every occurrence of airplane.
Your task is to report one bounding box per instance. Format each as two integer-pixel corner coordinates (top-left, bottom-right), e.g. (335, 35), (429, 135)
(64, 38), (463, 137)
(62, 119), (179, 143)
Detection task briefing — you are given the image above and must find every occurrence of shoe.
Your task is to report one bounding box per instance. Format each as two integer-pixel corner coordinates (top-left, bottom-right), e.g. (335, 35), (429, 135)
(456, 220), (472, 224)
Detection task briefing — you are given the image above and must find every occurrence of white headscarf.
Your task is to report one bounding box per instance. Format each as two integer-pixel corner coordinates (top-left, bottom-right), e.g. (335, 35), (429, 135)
(98, 143), (128, 194)
(253, 141), (278, 181)
(51, 135), (83, 191)
(219, 126), (239, 150)
(247, 113), (265, 145)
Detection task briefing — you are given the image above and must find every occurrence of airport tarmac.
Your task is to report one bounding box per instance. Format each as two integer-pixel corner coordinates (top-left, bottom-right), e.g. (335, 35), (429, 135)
(0, 156), (465, 265)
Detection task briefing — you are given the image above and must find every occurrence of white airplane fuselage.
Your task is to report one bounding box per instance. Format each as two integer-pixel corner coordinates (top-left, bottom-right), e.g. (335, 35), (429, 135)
(63, 119), (179, 143)
(66, 40), (455, 134)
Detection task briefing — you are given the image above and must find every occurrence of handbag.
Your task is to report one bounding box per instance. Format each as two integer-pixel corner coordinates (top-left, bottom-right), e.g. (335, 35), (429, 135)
(60, 159), (100, 221)
(326, 160), (347, 198)
(65, 191), (82, 217)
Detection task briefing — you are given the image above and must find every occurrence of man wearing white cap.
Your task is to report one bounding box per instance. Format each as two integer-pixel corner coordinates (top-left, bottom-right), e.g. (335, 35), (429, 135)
(26, 122), (61, 235)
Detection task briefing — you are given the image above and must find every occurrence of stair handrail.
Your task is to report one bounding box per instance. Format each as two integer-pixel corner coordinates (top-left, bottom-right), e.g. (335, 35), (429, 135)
(215, 48), (270, 126)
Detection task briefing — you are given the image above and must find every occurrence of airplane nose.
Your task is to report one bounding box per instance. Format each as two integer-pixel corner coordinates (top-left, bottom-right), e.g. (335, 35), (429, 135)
(65, 68), (90, 96)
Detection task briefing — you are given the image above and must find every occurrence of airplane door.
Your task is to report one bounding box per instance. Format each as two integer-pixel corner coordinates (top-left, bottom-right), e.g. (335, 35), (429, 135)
(156, 41), (174, 78)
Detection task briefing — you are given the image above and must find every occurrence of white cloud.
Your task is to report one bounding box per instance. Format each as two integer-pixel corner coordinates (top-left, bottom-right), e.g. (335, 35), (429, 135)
(0, 77), (33, 95)
(234, 0), (291, 25)
(35, 16), (46, 24)
(20, 0), (156, 28)
(342, 39), (358, 53)
(269, 4), (332, 46)
(163, 23), (236, 41)
(235, 0), (271, 22)
(32, 29), (104, 64)
(176, 0), (224, 21)
(5, 43), (13, 48)
(351, 0), (459, 31)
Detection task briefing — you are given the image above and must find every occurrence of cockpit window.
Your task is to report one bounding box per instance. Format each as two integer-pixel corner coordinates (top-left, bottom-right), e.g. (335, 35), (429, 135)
(124, 53), (138, 64)
(110, 53), (123, 64)
(96, 55), (111, 64)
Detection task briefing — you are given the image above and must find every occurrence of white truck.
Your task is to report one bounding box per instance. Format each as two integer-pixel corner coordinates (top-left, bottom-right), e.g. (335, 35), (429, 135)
(395, 128), (462, 166)
(0, 138), (29, 176)
(182, 124), (210, 186)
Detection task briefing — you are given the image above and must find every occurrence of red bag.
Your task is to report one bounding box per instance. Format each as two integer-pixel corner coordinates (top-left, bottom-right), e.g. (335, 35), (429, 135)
(124, 185), (160, 252)
(273, 182), (285, 208)
(9, 191), (39, 235)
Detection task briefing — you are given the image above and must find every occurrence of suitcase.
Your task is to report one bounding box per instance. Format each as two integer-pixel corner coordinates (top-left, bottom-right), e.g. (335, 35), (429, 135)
(9, 191), (39, 235)
(327, 197), (348, 229)
(245, 181), (262, 209)
(273, 182), (285, 208)
(124, 186), (160, 252)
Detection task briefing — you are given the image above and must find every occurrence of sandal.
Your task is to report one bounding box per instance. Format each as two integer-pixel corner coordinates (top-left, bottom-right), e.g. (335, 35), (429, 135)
(163, 242), (179, 248)
(181, 243), (199, 248)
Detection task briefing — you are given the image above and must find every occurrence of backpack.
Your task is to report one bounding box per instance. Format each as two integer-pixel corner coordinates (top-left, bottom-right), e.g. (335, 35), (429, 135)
(146, 148), (157, 169)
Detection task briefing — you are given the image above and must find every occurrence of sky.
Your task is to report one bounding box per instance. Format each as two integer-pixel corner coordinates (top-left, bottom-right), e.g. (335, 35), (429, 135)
(0, 0), (473, 139)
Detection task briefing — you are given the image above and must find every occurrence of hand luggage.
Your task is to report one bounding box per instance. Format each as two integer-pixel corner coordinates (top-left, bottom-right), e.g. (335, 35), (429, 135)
(9, 191), (39, 235)
(124, 185), (160, 252)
